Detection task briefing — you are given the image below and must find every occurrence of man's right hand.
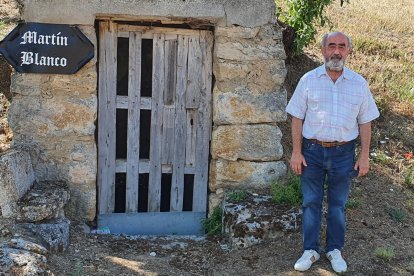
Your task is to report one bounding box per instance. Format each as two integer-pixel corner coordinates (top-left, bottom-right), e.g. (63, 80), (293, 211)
(290, 152), (307, 175)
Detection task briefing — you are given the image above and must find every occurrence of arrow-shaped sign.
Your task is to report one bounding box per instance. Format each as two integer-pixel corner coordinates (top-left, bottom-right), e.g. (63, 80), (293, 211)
(0, 22), (94, 74)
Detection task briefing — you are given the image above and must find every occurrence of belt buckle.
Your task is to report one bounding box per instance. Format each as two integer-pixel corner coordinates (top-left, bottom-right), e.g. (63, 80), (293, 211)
(321, 141), (331, 147)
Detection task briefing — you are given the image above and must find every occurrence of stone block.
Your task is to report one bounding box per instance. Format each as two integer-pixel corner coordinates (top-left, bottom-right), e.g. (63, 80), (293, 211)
(0, 149), (35, 218)
(215, 37), (286, 61)
(0, 247), (51, 275)
(211, 124), (283, 161)
(209, 159), (287, 192)
(214, 59), (286, 93)
(213, 86), (287, 124)
(16, 181), (70, 223)
(22, 0), (274, 27)
(20, 217), (71, 252)
(223, 192), (301, 249)
(216, 26), (261, 39)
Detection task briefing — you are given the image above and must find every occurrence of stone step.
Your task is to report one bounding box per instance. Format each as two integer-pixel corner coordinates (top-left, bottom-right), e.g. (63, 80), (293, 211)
(0, 149), (36, 218)
(0, 234), (53, 275)
(223, 192), (301, 249)
(16, 181), (70, 223)
(19, 217), (71, 253)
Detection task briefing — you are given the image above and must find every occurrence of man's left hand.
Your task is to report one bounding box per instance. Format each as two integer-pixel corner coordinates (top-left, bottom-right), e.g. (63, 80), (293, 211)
(354, 156), (369, 177)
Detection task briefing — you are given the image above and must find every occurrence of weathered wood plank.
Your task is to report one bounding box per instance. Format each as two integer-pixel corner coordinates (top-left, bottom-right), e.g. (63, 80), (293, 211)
(185, 109), (197, 167)
(161, 108), (175, 164)
(118, 25), (202, 37)
(170, 35), (189, 212)
(119, 31), (179, 41)
(186, 36), (202, 108)
(98, 21), (117, 214)
(164, 39), (177, 106)
(193, 30), (213, 212)
(116, 159), (197, 174)
(116, 96), (151, 110)
(148, 33), (165, 212)
(126, 31), (142, 213)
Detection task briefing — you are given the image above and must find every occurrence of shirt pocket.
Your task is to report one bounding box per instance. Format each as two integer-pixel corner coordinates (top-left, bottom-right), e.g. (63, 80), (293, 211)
(306, 92), (325, 126)
(342, 98), (361, 130)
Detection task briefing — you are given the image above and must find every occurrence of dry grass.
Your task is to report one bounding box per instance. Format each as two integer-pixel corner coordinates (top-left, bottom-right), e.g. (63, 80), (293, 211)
(309, 0), (414, 116)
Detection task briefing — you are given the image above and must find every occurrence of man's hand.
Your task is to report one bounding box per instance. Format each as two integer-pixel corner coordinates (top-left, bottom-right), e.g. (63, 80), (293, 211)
(290, 152), (307, 175)
(354, 155), (369, 177)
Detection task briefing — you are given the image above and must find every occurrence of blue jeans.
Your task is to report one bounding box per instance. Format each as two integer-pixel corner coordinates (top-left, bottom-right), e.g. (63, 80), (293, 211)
(301, 138), (356, 253)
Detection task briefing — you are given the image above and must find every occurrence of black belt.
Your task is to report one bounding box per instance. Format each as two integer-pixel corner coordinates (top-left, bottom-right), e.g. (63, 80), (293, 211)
(309, 139), (349, 148)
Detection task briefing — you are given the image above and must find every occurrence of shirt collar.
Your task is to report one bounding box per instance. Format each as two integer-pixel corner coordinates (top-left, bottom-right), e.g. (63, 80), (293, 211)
(316, 64), (352, 80)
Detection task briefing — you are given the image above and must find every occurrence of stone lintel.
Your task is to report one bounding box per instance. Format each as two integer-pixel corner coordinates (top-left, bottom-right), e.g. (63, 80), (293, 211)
(22, 0), (275, 27)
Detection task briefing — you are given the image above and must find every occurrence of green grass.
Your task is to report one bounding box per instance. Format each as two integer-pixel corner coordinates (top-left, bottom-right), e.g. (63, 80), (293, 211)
(271, 174), (302, 206)
(0, 20), (8, 40)
(404, 166), (414, 189)
(346, 198), (362, 209)
(202, 206), (222, 236)
(375, 247), (395, 261)
(227, 190), (248, 203)
(372, 151), (393, 165)
(389, 208), (407, 222)
(71, 261), (88, 276)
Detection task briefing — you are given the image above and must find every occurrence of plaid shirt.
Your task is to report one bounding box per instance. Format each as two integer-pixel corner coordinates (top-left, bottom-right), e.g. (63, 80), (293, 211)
(286, 65), (380, 142)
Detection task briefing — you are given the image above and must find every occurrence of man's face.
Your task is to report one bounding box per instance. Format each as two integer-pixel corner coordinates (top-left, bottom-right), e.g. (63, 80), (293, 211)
(322, 33), (351, 72)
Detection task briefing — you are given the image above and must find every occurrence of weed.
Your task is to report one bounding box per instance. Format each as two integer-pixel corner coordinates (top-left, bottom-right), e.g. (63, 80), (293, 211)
(271, 174), (302, 206)
(375, 247), (395, 261)
(346, 198), (362, 209)
(71, 261), (88, 276)
(371, 151), (392, 165)
(403, 166), (414, 189)
(202, 206), (222, 236)
(227, 190), (248, 203)
(389, 208), (407, 222)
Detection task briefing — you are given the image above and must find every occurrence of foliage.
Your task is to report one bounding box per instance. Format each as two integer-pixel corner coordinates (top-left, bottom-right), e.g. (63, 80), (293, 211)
(346, 198), (362, 209)
(375, 247), (395, 262)
(404, 166), (414, 190)
(276, 0), (349, 54)
(71, 261), (88, 276)
(389, 208), (407, 223)
(227, 190), (248, 203)
(202, 206), (222, 236)
(271, 174), (302, 206)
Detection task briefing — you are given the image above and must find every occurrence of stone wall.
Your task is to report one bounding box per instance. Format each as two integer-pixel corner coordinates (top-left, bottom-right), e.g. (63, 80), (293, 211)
(209, 25), (287, 211)
(8, 25), (97, 220)
(7, 0), (287, 220)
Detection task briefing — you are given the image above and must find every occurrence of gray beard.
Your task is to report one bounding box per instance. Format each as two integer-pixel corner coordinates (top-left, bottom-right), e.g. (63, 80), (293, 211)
(325, 58), (345, 71)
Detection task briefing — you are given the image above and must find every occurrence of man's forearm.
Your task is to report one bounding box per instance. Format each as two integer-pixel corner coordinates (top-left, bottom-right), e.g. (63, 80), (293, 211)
(359, 122), (372, 158)
(291, 117), (304, 154)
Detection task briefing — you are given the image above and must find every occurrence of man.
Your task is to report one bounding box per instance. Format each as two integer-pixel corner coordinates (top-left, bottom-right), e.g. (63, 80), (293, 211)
(286, 32), (379, 273)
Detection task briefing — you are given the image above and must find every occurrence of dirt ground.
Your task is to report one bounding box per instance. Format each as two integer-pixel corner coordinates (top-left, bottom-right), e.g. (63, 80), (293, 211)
(47, 167), (414, 276)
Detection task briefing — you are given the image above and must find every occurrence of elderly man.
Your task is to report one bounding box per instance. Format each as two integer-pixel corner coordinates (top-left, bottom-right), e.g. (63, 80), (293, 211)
(286, 31), (379, 273)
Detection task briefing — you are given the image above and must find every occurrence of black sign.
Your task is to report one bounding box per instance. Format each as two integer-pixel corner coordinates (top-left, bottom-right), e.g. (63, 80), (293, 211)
(0, 22), (94, 74)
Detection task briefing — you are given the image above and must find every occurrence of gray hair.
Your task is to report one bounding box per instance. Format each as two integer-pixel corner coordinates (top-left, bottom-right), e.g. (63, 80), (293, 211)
(321, 32), (353, 49)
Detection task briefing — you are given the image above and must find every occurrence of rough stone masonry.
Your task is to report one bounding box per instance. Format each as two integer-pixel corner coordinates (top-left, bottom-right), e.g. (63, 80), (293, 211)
(7, 0), (287, 220)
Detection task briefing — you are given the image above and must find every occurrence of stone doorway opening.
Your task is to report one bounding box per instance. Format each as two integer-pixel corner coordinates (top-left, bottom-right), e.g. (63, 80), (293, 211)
(97, 21), (214, 235)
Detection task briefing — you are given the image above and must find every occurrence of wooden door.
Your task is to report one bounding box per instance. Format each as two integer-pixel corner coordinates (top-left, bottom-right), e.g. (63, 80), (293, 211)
(97, 22), (213, 235)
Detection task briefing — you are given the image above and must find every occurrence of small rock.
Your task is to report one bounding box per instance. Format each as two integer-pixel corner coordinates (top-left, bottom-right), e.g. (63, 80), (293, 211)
(150, 251), (157, 257)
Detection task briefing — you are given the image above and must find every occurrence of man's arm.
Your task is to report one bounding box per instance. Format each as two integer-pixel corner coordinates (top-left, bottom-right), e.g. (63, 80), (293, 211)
(354, 122), (371, 177)
(290, 116), (307, 175)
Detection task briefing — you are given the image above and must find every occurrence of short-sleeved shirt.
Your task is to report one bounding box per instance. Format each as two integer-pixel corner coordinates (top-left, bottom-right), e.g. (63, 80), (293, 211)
(286, 65), (380, 142)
